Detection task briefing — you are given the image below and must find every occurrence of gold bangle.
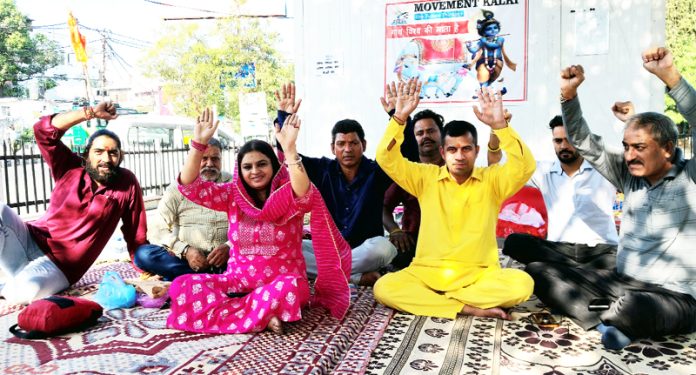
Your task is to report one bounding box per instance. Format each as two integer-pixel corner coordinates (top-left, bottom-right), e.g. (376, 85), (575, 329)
(487, 144), (501, 153)
(389, 228), (403, 235)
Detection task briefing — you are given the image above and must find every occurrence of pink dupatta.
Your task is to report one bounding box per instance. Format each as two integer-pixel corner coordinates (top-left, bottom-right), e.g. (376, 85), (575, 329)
(232, 166), (352, 319)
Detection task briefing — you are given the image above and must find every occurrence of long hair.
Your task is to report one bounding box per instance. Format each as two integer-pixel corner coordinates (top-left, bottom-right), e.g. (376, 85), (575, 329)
(82, 129), (123, 163)
(236, 140), (281, 207)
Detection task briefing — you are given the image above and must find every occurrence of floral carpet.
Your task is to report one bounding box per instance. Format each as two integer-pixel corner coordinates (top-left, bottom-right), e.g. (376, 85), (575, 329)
(0, 262), (392, 375)
(365, 256), (696, 375)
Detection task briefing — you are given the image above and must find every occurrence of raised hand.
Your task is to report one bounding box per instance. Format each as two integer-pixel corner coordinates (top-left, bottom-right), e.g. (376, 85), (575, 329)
(473, 87), (507, 129)
(380, 82), (398, 114)
(93, 101), (118, 120)
(611, 101), (635, 122)
(642, 47), (681, 89)
(275, 113), (301, 153)
(275, 82), (302, 113)
(504, 108), (512, 123)
(394, 78), (422, 121)
(194, 108), (219, 144)
(560, 65), (585, 101)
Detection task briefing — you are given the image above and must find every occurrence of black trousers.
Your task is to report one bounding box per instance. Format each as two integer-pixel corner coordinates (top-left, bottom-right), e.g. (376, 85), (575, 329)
(526, 262), (696, 339)
(502, 233), (617, 269)
(503, 234), (696, 339)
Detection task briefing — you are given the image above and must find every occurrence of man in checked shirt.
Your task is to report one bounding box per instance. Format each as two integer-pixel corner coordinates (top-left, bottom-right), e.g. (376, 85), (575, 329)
(134, 137), (232, 280)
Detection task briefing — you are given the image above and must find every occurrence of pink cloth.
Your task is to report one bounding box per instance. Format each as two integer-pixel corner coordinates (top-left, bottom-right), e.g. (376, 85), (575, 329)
(167, 166), (351, 334)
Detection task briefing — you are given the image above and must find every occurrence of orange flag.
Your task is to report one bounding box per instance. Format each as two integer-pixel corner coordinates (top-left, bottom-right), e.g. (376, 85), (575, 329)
(68, 12), (87, 63)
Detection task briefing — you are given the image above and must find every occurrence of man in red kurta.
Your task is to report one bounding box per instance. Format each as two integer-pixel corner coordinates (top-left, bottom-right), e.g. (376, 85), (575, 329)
(0, 102), (148, 304)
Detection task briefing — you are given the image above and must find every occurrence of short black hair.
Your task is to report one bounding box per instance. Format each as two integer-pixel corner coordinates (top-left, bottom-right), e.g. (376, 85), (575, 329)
(412, 109), (444, 132)
(548, 115), (564, 130)
(442, 120), (478, 145)
(331, 119), (365, 144)
(83, 129), (122, 158)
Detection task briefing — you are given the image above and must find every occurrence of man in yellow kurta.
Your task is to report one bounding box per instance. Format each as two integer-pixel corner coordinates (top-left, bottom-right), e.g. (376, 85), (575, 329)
(375, 79), (536, 319)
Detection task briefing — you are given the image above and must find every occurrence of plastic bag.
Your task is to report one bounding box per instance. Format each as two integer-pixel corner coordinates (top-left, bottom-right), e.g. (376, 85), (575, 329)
(94, 271), (137, 310)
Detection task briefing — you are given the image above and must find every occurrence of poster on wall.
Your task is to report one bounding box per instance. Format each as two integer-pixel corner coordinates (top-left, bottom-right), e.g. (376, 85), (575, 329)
(385, 0), (528, 104)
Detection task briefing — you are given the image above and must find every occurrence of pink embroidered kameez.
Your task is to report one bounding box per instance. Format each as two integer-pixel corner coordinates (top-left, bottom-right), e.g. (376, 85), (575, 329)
(167, 167), (350, 334)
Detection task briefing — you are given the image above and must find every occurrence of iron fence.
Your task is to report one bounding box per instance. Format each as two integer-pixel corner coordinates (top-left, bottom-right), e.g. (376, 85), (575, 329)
(0, 141), (237, 217)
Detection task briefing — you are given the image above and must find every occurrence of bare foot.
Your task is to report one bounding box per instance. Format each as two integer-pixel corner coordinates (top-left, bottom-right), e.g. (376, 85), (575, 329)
(267, 316), (284, 334)
(358, 271), (381, 286)
(460, 305), (510, 320)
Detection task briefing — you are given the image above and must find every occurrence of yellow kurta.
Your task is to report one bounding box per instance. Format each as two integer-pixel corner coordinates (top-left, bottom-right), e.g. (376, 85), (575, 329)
(374, 118), (536, 318)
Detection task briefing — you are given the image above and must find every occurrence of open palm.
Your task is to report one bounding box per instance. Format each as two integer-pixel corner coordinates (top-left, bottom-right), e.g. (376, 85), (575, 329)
(473, 88), (506, 129)
(194, 108), (219, 143)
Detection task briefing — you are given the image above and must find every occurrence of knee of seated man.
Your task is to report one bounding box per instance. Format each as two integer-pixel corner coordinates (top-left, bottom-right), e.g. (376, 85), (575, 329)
(505, 270), (535, 303)
(366, 237), (397, 262)
(373, 272), (399, 303)
(132, 245), (152, 269)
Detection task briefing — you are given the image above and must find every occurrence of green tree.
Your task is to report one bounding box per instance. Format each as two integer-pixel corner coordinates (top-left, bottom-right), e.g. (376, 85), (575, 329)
(143, 15), (293, 130)
(0, 0), (62, 97)
(665, 0), (696, 134)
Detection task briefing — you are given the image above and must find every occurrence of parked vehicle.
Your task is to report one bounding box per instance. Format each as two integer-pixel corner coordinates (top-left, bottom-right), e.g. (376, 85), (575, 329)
(105, 114), (239, 149)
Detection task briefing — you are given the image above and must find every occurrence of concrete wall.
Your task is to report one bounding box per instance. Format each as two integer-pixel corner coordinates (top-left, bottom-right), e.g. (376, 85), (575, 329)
(293, 0), (665, 163)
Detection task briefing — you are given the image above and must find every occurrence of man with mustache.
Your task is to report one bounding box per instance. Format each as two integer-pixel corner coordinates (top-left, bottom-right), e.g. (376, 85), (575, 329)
(383, 109), (446, 269)
(0, 102), (149, 304)
(500, 115), (619, 269)
(134, 138), (232, 280)
(276, 83), (397, 286)
(526, 47), (696, 350)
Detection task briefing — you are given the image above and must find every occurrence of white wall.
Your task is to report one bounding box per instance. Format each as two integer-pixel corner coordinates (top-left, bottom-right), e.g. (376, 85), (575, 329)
(294, 0), (665, 163)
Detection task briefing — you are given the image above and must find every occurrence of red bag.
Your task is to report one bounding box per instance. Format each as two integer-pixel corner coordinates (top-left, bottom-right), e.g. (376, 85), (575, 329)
(9, 296), (103, 339)
(496, 186), (548, 239)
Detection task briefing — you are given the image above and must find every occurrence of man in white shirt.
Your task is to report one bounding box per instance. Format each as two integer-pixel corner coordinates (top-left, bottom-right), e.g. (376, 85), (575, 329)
(502, 115), (618, 268)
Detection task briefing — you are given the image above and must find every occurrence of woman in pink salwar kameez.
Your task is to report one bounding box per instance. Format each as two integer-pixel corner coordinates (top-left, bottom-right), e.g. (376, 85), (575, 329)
(167, 110), (351, 334)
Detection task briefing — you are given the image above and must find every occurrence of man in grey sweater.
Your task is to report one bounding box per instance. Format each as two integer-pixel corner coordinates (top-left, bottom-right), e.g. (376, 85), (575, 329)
(527, 47), (696, 350)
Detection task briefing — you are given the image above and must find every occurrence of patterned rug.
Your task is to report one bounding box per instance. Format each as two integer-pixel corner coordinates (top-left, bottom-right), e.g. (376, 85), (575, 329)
(365, 256), (696, 375)
(1, 262), (392, 375)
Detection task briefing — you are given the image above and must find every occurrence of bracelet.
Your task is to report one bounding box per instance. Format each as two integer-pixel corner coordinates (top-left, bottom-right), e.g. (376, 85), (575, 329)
(392, 114), (406, 125)
(487, 144), (501, 153)
(389, 228), (403, 235)
(190, 139), (208, 152)
(180, 245), (190, 259)
(284, 156), (302, 165)
(83, 106), (95, 120)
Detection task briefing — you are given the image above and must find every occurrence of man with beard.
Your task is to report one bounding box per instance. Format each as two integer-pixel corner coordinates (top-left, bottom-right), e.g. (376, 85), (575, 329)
(134, 138), (232, 280)
(0, 102), (149, 304)
(526, 47), (696, 350)
(501, 115), (619, 269)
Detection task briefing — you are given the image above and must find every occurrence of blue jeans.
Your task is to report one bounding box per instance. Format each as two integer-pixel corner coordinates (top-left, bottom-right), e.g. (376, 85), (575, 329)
(133, 244), (195, 281)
